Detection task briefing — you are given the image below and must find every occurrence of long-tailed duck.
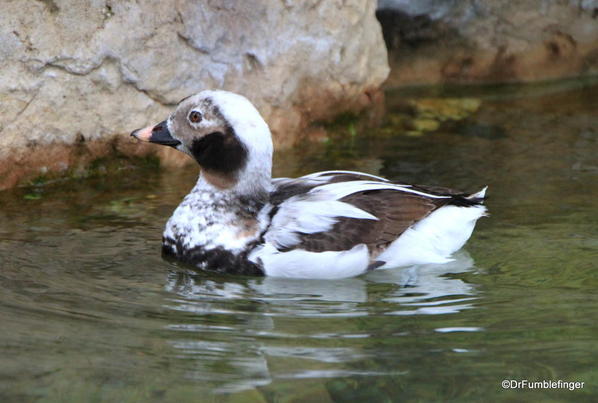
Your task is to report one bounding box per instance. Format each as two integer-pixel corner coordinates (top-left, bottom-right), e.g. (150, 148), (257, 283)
(131, 90), (487, 279)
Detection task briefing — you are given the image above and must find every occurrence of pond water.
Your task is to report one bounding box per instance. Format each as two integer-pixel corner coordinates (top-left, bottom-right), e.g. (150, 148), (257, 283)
(1, 78), (597, 402)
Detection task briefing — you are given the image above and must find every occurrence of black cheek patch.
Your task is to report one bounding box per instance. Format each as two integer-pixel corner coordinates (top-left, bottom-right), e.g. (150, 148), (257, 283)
(190, 132), (248, 175)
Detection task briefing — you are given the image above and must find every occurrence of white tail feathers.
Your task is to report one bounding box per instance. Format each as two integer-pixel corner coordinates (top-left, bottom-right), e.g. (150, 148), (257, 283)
(467, 186), (488, 201)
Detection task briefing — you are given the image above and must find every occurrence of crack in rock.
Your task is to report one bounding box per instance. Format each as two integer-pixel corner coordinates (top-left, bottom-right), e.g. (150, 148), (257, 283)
(34, 56), (176, 107)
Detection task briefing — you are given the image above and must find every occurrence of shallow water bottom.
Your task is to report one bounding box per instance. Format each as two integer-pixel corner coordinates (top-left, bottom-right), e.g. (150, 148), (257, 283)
(1, 78), (597, 402)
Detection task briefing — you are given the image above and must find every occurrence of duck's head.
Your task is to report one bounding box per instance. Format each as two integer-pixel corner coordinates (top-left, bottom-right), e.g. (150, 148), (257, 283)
(131, 90), (273, 195)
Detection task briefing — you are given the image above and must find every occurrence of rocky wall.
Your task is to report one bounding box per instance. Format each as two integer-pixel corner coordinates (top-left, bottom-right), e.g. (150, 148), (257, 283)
(0, 0), (389, 189)
(377, 0), (598, 86)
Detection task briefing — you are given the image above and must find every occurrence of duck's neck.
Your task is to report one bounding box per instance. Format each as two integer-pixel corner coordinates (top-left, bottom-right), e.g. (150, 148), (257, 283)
(194, 156), (272, 202)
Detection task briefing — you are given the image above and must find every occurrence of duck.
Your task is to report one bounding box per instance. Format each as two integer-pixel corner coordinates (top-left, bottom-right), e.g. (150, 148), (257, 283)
(131, 90), (487, 279)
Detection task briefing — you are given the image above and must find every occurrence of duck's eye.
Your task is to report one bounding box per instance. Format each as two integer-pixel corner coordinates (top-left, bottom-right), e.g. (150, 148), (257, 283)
(188, 111), (202, 124)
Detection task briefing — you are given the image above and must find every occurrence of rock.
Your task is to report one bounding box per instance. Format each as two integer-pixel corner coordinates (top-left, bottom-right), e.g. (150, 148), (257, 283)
(410, 98), (481, 121)
(0, 0), (389, 190)
(377, 0), (598, 86)
(377, 96), (481, 137)
(411, 118), (440, 132)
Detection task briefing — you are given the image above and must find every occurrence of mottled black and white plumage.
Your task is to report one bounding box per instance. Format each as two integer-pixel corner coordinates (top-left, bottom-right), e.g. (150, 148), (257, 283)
(131, 90), (487, 279)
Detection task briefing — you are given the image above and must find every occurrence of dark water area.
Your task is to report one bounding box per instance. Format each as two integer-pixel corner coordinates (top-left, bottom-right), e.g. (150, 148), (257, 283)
(1, 78), (597, 402)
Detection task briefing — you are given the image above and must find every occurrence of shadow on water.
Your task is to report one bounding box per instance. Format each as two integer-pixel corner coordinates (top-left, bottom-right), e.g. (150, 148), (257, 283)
(0, 78), (597, 401)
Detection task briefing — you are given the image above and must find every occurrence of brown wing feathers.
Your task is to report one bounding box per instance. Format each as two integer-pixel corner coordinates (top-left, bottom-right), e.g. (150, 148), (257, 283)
(287, 189), (447, 253)
(270, 174), (481, 254)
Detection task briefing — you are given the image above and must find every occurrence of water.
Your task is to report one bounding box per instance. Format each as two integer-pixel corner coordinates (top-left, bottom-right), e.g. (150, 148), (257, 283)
(1, 78), (597, 402)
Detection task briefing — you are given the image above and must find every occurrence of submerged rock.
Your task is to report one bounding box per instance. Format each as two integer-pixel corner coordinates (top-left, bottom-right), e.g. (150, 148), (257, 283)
(377, 0), (598, 86)
(379, 97), (481, 137)
(0, 0), (388, 190)
(410, 98), (481, 121)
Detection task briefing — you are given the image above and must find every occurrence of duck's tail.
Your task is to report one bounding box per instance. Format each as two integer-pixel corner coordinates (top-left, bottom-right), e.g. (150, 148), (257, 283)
(466, 186), (488, 204)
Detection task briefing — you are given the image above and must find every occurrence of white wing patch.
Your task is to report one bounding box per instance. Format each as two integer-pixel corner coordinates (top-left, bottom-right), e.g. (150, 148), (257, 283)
(271, 171), (391, 189)
(264, 198), (377, 249)
(298, 170), (390, 182)
(310, 180), (452, 200)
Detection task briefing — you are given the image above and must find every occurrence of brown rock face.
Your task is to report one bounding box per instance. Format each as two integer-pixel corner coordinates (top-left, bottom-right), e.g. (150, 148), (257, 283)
(377, 0), (598, 87)
(0, 0), (389, 190)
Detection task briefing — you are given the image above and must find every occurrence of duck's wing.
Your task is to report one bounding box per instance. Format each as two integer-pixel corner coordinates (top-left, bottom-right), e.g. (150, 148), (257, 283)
(251, 172), (484, 278)
(266, 176), (461, 253)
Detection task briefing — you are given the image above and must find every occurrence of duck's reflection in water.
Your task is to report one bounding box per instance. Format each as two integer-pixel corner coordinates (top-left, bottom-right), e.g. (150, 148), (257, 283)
(368, 250), (479, 315)
(163, 251), (479, 392)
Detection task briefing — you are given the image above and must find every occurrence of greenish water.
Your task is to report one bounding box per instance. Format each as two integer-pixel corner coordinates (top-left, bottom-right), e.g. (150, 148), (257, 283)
(1, 79), (597, 402)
